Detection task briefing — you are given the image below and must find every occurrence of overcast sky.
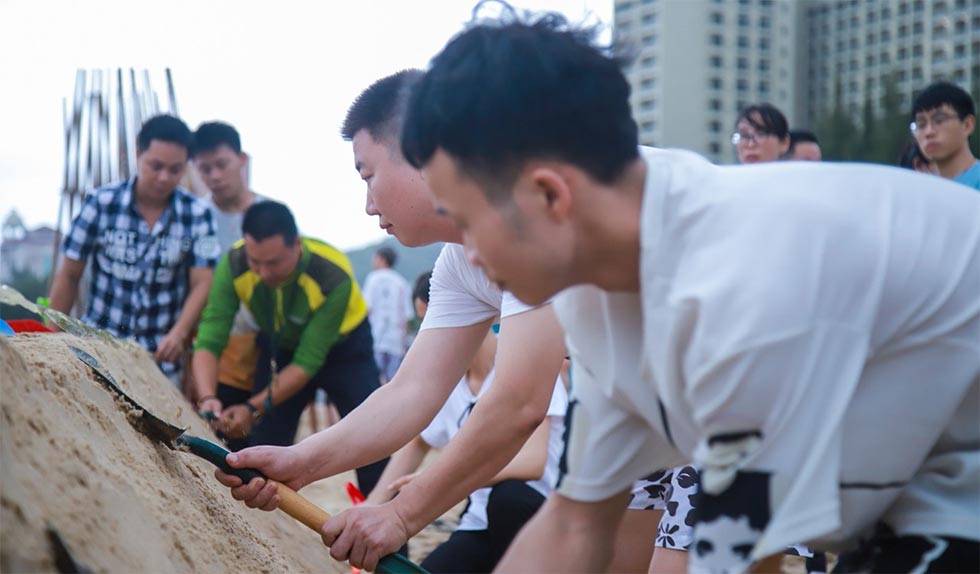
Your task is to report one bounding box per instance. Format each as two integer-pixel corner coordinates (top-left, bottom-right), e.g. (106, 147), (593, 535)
(0, 0), (611, 250)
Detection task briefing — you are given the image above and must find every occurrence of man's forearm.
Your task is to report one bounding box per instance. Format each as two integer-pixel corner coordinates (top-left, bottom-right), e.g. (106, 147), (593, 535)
(294, 376), (448, 482)
(48, 268), (80, 315)
(192, 350), (220, 399)
(171, 272), (211, 336)
(393, 380), (549, 534)
(253, 364), (310, 410)
(365, 437), (430, 505)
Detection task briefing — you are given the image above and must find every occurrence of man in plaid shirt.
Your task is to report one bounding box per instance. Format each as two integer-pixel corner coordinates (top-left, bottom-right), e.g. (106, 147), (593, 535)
(49, 115), (220, 385)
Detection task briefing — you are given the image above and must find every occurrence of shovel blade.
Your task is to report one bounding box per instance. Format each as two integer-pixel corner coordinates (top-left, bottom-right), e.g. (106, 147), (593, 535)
(68, 345), (185, 447)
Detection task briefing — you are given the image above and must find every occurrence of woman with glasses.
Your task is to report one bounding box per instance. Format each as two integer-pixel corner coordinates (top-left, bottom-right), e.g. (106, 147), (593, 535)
(732, 103), (791, 164)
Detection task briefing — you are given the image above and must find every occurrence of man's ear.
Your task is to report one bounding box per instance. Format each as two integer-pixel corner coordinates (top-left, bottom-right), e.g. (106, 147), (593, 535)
(963, 114), (976, 136)
(528, 166), (573, 222)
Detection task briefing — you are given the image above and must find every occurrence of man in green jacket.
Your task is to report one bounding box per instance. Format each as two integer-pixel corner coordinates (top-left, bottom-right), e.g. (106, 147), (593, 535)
(192, 200), (387, 494)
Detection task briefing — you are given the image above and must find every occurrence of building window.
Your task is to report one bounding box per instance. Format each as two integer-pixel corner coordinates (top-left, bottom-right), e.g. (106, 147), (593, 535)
(881, 29), (891, 41)
(710, 34), (723, 46)
(758, 59), (770, 71)
(738, 35), (749, 48)
(759, 16), (771, 28)
(710, 55), (723, 67)
(737, 78), (748, 91)
(642, 34), (657, 46)
(709, 99), (722, 111)
(710, 12), (723, 24)
(758, 80), (769, 93)
(737, 57), (749, 69)
(709, 77), (723, 89)
(641, 56), (656, 67)
(708, 120), (721, 133)
(640, 121), (655, 131)
(642, 13), (655, 24)
(640, 99), (655, 111)
(912, 66), (923, 80)
(759, 37), (770, 50)
(738, 13), (750, 26)
(912, 44), (923, 57)
(616, 1), (635, 12)
(898, 47), (907, 59)
(867, 32), (876, 44)
(866, 54), (876, 66)
(955, 43), (966, 58)
(709, 142), (721, 155)
(640, 78), (655, 89)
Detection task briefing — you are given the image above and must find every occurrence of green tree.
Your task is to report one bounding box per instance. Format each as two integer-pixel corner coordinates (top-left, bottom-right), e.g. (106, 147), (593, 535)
(816, 81), (862, 161)
(870, 73), (910, 165)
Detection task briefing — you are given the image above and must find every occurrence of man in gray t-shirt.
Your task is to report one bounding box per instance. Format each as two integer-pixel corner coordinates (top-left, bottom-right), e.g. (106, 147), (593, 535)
(191, 121), (265, 402)
(192, 121), (263, 252)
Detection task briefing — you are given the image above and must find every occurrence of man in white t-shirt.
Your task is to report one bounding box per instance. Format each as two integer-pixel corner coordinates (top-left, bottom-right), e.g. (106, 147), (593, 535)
(210, 70), (567, 572)
(361, 246), (412, 382)
(400, 13), (980, 574)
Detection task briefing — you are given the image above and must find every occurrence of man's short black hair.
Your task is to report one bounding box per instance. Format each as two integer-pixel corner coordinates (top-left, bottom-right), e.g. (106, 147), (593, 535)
(735, 104), (789, 140)
(137, 114), (193, 154)
(193, 121), (242, 156)
(401, 7), (639, 203)
(341, 70), (424, 144)
(375, 246), (397, 267)
(242, 201), (299, 244)
(911, 81), (976, 120)
(787, 129), (819, 155)
(413, 270), (433, 305)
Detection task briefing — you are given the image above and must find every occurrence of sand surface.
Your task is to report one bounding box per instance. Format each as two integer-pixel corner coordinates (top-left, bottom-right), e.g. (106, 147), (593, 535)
(0, 334), (341, 573)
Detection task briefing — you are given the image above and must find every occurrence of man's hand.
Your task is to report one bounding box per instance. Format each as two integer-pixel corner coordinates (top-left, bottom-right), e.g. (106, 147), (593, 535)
(155, 327), (188, 362)
(219, 404), (255, 439)
(320, 503), (411, 572)
(386, 472), (421, 493)
(214, 445), (311, 510)
(197, 396), (222, 422)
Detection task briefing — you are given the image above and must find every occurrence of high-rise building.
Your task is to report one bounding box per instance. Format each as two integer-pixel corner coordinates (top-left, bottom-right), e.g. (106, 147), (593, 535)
(806, 0), (980, 128)
(614, 0), (980, 164)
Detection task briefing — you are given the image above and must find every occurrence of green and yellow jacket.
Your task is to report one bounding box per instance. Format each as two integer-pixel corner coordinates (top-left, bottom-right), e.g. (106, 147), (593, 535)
(195, 237), (368, 376)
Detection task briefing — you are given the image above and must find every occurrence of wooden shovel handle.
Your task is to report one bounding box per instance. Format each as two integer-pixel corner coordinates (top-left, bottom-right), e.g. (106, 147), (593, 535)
(275, 482), (331, 532)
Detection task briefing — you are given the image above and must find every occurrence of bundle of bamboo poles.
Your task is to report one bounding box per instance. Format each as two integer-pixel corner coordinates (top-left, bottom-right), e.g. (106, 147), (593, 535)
(50, 68), (179, 287)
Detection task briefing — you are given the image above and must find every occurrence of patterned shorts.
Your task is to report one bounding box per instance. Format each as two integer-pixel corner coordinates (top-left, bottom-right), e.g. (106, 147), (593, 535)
(629, 465), (699, 549)
(629, 465), (815, 557)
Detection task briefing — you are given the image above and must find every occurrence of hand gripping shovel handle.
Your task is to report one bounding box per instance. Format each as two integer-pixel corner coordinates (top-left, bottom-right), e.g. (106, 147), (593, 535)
(177, 436), (427, 574)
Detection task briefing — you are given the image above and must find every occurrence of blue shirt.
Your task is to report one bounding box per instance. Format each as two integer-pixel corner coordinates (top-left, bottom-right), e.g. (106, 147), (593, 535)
(62, 178), (220, 373)
(952, 160), (980, 191)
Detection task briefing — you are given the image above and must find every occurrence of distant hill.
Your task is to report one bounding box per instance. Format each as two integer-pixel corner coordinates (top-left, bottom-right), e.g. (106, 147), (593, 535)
(346, 238), (444, 289)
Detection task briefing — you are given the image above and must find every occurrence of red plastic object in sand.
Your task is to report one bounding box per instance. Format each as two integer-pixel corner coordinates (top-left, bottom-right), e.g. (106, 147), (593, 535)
(346, 482), (366, 505)
(7, 319), (55, 333)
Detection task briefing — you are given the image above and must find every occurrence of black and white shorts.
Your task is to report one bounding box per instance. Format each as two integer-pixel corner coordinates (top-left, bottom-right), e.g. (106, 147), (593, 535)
(629, 465), (814, 558)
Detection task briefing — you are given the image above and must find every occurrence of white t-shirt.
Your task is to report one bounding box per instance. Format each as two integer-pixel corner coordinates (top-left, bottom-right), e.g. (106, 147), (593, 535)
(362, 268), (413, 355)
(420, 244), (533, 330)
(556, 147), (979, 572)
(421, 368), (568, 531)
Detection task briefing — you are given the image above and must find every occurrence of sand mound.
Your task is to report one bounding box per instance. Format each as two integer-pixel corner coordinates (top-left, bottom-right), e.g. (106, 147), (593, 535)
(0, 334), (343, 573)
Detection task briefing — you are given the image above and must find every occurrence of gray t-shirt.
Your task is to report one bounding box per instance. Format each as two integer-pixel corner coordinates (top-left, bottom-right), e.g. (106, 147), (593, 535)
(202, 193), (265, 253)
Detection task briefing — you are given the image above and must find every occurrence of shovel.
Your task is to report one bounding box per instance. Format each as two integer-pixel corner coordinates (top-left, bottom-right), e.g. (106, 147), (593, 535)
(69, 345), (427, 574)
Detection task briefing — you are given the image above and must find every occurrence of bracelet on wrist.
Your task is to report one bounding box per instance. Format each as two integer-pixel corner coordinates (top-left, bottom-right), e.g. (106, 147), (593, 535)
(245, 400), (263, 421)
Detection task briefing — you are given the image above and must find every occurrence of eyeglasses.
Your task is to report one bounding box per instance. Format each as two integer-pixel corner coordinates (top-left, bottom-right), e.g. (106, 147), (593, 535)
(910, 112), (960, 134)
(731, 131), (773, 146)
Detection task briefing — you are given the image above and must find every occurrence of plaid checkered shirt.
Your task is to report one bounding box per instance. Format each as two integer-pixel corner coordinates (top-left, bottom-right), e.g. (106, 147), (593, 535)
(62, 178), (221, 375)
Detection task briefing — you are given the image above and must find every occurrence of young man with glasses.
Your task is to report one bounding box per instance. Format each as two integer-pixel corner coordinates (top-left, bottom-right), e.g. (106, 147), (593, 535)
(911, 81), (979, 190)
